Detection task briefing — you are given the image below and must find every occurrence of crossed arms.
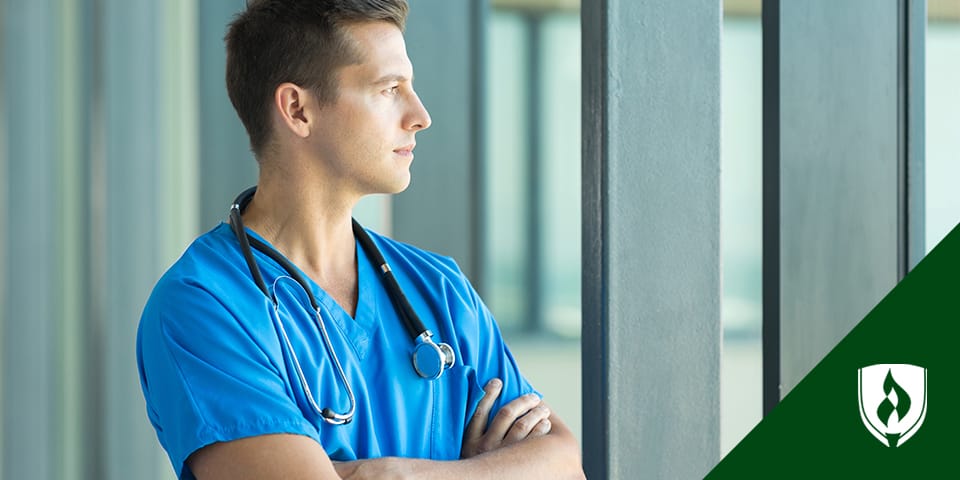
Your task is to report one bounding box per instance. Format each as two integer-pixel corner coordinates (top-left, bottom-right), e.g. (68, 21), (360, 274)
(187, 379), (585, 479)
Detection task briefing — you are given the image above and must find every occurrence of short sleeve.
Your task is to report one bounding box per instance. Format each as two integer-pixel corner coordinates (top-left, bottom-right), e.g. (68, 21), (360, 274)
(137, 280), (319, 479)
(455, 270), (540, 426)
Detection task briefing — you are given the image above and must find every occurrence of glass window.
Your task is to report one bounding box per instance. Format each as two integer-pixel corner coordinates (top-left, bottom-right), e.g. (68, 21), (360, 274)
(539, 12), (581, 338)
(720, 1), (763, 457)
(485, 10), (530, 333)
(484, 3), (582, 443)
(926, 3), (960, 252)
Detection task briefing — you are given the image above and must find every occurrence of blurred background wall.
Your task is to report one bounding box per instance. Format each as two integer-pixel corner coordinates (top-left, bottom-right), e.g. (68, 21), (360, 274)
(1, 0), (958, 478)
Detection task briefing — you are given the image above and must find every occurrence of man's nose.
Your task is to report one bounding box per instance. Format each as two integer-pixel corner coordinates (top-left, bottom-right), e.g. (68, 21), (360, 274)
(406, 92), (432, 131)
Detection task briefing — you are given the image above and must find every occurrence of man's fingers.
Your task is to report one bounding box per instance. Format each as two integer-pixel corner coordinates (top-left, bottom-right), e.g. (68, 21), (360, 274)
(462, 389), (553, 459)
(504, 403), (551, 443)
(535, 417), (552, 435)
(483, 393), (542, 446)
(465, 378), (503, 441)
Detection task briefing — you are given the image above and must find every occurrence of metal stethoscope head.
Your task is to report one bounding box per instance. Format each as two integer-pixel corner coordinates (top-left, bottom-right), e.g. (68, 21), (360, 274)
(228, 186), (455, 425)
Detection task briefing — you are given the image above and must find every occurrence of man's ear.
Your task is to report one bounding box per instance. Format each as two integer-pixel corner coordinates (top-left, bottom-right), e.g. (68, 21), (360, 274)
(273, 82), (314, 139)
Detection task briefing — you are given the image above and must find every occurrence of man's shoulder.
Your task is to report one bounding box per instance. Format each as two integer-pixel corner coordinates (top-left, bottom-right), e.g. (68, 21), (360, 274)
(363, 228), (464, 279)
(137, 222), (281, 366)
(142, 223), (249, 321)
(155, 223), (240, 287)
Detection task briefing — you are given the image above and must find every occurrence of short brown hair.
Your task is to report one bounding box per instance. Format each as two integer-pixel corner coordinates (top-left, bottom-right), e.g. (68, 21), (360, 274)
(225, 0), (409, 157)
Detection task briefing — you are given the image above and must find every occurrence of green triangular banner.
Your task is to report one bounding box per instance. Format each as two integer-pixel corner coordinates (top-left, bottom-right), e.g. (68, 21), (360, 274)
(708, 223), (960, 477)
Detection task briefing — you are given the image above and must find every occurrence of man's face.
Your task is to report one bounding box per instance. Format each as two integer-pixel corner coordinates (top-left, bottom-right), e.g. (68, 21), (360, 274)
(309, 21), (432, 198)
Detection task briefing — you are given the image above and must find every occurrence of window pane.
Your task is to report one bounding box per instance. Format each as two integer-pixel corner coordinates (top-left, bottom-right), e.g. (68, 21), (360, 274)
(926, 12), (960, 252)
(485, 5), (582, 444)
(540, 12), (581, 338)
(485, 10), (530, 332)
(721, 6), (763, 457)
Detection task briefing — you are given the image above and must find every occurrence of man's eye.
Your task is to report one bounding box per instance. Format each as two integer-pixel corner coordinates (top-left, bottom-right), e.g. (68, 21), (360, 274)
(384, 86), (400, 96)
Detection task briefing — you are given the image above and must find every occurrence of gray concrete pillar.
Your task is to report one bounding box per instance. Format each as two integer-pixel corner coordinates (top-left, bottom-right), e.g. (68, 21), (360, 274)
(582, 0), (722, 478)
(765, 0), (926, 406)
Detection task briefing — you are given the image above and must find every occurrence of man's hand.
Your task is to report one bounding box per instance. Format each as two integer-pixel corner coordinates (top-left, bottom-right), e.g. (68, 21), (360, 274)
(461, 378), (553, 458)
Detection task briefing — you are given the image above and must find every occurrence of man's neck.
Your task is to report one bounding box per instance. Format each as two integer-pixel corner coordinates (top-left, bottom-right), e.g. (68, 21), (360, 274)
(241, 170), (361, 315)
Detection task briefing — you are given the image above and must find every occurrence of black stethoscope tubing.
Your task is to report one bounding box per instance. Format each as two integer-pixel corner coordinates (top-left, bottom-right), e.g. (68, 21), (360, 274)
(228, 186), (455, 424)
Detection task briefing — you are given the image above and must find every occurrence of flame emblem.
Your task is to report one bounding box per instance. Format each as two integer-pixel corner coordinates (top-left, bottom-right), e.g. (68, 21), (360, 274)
(877, 369), (911, 428)
(858, 364), (926, 448)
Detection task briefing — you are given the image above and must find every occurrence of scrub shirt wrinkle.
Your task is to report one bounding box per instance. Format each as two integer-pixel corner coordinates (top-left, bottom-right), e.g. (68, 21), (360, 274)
(137, 222), (537, 480)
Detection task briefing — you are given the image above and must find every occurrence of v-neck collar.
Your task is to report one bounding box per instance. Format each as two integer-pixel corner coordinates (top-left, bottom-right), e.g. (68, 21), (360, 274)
(234, 223), (379, 360)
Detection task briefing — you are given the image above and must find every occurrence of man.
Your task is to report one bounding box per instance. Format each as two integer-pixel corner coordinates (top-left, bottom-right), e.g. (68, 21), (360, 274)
(136, 1), (584, 479)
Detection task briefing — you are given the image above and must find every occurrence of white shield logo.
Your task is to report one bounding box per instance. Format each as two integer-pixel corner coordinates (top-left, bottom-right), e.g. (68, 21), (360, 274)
(857, 364), (927, 447)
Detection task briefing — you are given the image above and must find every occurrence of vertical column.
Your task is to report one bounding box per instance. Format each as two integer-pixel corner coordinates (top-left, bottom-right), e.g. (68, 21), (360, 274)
(524, 13), (543, 331)
(100, 0), (189, 478)
(770, 0), (925, 398)
(393, 0), (486, 284)
(581, 1), (721, 478)
(904, 0), (926, 270)
(160, 0), (200, 257)
(55, 2), (91, 478)
(2, 2), (59, 478)
(0, 0), (5, 470)
(198, 0), (257, 230)
(761, 0), (782, 416)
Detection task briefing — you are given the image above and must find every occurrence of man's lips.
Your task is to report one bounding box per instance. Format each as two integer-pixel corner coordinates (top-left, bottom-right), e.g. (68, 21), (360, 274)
(394, 143), (416, 155)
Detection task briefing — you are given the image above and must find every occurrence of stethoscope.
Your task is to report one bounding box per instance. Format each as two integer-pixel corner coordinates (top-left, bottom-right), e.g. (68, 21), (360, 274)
(228, 186), (455, 425)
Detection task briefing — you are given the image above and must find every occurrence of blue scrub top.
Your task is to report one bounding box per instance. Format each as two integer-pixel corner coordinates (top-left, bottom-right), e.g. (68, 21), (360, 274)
(137, 223), (536, 479)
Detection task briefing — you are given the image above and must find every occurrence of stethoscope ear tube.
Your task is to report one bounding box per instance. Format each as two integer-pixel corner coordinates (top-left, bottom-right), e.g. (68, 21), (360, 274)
(230, 187), (268, 297)
(268, 290), (355, 425)
(352, 220), (427, 339)
(232, 187), (353, 424)
(352, 220), (456, 378)
(228, 186), (458, 425)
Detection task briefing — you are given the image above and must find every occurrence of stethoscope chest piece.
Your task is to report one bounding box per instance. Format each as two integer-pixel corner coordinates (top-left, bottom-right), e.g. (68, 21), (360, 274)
(412, 331), (456, 380)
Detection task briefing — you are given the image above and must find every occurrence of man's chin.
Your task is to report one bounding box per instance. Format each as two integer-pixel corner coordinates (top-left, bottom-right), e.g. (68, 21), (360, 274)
(380, 175), (412, 195)
(391, 178), (412, 194)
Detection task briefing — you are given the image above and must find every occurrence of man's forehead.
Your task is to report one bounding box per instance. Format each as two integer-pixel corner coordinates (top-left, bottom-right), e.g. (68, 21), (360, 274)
(342, 22), (408, 59)
(340, 21), (413, 80)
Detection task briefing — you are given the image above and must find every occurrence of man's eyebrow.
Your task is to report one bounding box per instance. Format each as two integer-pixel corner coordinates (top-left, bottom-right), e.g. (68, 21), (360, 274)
(372, 73), (412, 85)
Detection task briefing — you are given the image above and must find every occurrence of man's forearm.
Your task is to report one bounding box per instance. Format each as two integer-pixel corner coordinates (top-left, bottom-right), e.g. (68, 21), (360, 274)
(335, 418), (585, 480)
(449, 420), (584, 479)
